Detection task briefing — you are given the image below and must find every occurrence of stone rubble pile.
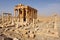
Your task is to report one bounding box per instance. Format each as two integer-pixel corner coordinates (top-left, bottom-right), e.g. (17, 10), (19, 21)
(0, 18), (60, 40)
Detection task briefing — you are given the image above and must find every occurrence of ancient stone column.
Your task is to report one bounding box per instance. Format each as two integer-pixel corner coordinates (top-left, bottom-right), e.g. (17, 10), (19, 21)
(31, 9), (33, 23)
(16, 9), (18, 22)
(22, 8), (24, 23)
(26, 8), (28, 23)
(14, 10), (16, 22)
(7, 14), (8, 22)
(33, 18), (35, 27)
(2, 13), (4, 24)
(18, 9), (20, 22)
(10, 15), (12, 21)
(33, 10), (35, 27)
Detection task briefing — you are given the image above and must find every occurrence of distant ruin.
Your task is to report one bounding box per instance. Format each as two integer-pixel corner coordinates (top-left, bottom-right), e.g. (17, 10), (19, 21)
(2, 13), (12, 24)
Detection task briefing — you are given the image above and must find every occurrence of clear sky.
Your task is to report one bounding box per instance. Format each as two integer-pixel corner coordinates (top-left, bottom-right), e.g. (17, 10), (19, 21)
(0, 0), (60, 16)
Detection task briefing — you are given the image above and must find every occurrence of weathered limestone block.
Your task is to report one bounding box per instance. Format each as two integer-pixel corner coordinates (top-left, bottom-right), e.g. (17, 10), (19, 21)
(13, 38), (19, 40)
(24, 34), (29, 38)
(29, 33), (35, 38)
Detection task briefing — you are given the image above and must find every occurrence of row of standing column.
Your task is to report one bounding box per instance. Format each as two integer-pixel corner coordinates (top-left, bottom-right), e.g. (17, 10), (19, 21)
(14, 8), (28, 23)
(2, 13), (12, 24)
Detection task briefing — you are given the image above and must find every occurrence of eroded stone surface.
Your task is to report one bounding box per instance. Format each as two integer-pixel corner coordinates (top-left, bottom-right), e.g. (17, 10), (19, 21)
(0, 4), (60, 40)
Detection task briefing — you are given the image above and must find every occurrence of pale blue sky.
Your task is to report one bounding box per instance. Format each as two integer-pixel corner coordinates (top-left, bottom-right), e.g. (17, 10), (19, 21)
(0, 0), (60, 16)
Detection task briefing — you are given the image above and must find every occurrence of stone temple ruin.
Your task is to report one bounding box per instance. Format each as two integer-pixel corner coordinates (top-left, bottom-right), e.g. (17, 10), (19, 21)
(0, 4), (37, 27)
(0, 4), (60, 40)
(2, 13), (12, 24)
(14, 4), (37, 24)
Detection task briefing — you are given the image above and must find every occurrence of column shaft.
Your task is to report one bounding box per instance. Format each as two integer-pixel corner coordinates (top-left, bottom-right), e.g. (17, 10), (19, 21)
(14, 10), (16, 22)
(22, 9), (24, 23)
(26, 9), (28, 23)
(2, 13), (4, 24)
